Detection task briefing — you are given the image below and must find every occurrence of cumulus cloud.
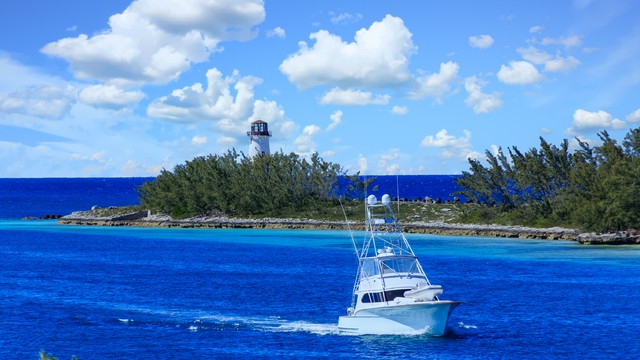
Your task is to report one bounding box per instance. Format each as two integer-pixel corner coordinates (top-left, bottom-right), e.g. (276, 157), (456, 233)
(540, 35), (582, 48)
(327, 110), (343, 131)
(249, 99), (297, 140)
(421, 129), (471, 149)
(357, 154), (368, 173)
(420, 129), (475, 160)
(377, 148), (400, 174)
(517, 46), (552, 65)
(267, 26), (285, 38)
(497, 61), (543, 85)
(279, 14), (415, 89)
(409, 61), (459, 101)
(529, 25), (544, 34)
(627, 108), (640, 122)
(0, 85), (76, 119)
(41, 0), (265, 86)
(320, 88), (389, 105)
(468, 34), (494, 49)
(544, 55), (580, 73)
(217, 136), (236, 148)
(565, 109), (626, 134)
(464, 76), (502, 114)
(191, 135), (207, 145)
(330, 12), (363, 24)
(147, 68), (260, 122)
(294, 124), (322, 154)
(392, 106), (408, 115)
(148, 67), (296, 141)
(79, 84), (144, 108)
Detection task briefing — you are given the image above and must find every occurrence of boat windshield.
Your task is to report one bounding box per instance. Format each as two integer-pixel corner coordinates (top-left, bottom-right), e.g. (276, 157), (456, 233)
(380, 257), (418, 274)
(360, 257), (419, 277)
(360, 259), (379, 277)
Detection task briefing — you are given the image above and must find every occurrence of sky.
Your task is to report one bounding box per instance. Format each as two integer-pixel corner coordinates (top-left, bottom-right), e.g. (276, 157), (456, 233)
(0, 0), (638, 177)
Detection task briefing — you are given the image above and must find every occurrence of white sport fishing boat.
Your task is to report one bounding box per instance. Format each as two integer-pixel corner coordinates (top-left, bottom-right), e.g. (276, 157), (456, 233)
(338, 194), (463, 335)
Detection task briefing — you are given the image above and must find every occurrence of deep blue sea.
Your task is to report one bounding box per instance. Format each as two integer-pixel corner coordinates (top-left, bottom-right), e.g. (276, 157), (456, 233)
(1, 177), (639, 359)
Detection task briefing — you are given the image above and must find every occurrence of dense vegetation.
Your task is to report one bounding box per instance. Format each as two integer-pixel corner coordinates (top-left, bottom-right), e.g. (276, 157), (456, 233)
(138, 150), (356, 218)
(456, 127), (640, 232)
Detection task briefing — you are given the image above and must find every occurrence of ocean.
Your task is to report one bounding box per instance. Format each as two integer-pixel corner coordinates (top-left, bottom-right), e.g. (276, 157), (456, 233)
(1, 177), (639, 359)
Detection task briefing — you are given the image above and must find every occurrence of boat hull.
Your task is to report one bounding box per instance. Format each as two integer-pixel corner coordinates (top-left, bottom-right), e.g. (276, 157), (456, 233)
(338, 300), (462, 335)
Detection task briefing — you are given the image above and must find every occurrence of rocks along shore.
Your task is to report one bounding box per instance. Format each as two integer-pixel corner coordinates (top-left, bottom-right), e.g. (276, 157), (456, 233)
(57, 210), (639, 245)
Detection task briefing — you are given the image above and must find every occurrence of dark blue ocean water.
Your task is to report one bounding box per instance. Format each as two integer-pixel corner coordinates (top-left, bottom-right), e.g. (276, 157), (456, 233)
(0, 178), (153, 219)
(0, 176), (459, 219)
(1, 178), (639, 359)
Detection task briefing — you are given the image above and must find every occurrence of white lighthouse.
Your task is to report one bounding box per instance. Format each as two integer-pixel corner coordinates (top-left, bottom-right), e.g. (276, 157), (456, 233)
(247, 120), (272, 157)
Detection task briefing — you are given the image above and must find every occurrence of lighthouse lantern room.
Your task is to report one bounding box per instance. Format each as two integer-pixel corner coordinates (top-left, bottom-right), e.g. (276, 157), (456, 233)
(247, 120), (272, 157)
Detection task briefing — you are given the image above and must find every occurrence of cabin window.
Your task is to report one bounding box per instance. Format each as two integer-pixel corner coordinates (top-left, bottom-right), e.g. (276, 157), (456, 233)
(384, 289), (411, 301)
(361, 289), (412, 303)
(361, 292), (383, 303)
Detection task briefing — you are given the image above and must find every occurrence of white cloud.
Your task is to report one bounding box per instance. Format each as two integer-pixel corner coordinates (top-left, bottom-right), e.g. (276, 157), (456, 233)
(544, 55), (580, 73)
(321, 150), (335, 158)
(409, 61), (459, 101)
(191, 135), (207, 145)
(267, 26), (285, 39)
(517, 46), (552, 65)
(627, 108), (640, 122)
(148, 67), (296, 142)
(357, 154), (368, 173)
(420, 129), (475, 160)
(320, 88), (389, 105)
(327, 110), (343, 131)
(421, 129), (471, 149)
(0, 54), (68, 91)
(217, 136), (236, 148)
(0, 85), (76, 119)
(468, 34), (494, 49)
(294, 124), (322, 153)
(41, 0), (265, 86)
(330, 12), (363, 24)
(147, 67), (260, 123)
(249, 99), (297, 140)
(279, 15), (415, 89)
(377, 148), (400, 175)
(566, 109), (626, 134)
(391, 106), (408, 115)
(464, 76), (502, 114)
(497, 61), (543, 85)
(568, 135), (597, 152)
(79, 84), (144, 108)
(529, 25), (544, 34)
(121, 159), (142, 176)
(540, 35), (582, 48)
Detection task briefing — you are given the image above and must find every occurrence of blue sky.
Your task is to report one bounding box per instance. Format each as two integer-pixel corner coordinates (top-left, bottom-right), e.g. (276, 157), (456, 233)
(0, 0), (638, 177)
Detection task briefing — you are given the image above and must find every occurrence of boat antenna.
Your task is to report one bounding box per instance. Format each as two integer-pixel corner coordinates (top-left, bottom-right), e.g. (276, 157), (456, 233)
(396, 174), (400, 220)
(339, 197), (358, 258)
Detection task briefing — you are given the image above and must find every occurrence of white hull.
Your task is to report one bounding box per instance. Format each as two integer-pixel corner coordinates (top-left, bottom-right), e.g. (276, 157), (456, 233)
(338, 300), (462, 335)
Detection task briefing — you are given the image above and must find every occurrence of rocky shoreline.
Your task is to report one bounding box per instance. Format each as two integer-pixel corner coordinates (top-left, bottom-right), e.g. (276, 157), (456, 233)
(58, 210), (640, 245)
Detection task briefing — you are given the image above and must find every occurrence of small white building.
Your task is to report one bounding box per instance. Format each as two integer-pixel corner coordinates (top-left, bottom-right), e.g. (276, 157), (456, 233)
(247, 120), (272, 157)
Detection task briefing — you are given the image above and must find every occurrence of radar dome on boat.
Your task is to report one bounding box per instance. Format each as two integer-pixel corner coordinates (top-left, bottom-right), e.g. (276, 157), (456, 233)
(367, 195), (377, 205)
(381, 194), (391, 205)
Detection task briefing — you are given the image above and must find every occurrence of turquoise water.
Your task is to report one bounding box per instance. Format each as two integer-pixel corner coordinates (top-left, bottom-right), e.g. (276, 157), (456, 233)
(2, 220), (639, 359)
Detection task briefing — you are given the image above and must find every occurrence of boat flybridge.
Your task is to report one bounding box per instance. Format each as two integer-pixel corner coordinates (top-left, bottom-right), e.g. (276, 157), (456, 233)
(338, 194), (463, 335)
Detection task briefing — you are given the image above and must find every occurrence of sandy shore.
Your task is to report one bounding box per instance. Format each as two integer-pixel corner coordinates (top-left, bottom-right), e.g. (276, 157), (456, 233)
(57, 210), (639, 245)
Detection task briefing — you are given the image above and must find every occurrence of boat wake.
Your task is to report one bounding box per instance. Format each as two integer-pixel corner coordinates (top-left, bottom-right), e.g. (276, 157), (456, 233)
(112, 309), (339, 336)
